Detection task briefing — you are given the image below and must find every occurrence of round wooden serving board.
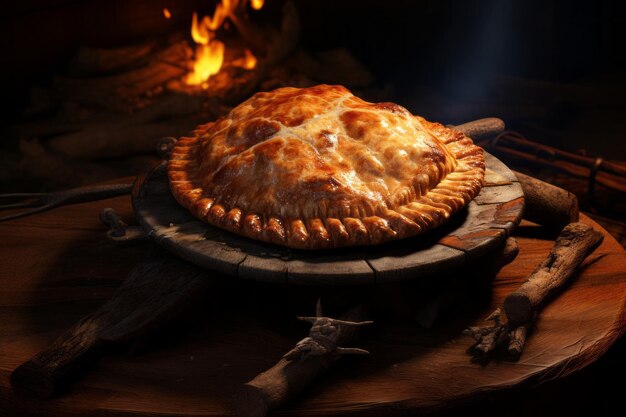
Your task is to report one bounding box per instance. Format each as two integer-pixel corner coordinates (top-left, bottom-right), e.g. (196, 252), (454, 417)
(0, 194), (624, 417)
(132, 152), (525, 285)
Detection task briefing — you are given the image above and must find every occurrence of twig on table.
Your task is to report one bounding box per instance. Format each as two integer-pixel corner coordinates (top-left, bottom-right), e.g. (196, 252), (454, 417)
(464, 222), (604, 359)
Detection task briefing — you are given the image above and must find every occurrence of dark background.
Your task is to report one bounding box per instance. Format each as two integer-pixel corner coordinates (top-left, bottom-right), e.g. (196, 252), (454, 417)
(0, 1), (624, 416)
(2, 0), (625, 158)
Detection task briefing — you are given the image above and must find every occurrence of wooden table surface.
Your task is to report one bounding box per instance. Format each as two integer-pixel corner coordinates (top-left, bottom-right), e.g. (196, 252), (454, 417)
(0, 185), (624, 417)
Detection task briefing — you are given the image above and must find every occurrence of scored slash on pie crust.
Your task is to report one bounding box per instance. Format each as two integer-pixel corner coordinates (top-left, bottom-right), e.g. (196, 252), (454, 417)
(168, 85), (485, 249)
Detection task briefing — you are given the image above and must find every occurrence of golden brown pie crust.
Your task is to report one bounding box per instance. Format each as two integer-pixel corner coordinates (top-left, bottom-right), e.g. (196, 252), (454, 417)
(168, 85), (485, 249)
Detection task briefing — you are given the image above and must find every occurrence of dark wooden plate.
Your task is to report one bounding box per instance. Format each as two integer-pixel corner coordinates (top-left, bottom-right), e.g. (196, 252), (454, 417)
(132, 152), (524, 285)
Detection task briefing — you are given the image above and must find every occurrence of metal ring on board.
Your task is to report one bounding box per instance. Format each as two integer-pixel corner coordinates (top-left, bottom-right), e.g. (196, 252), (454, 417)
(157, 137), (178, 160)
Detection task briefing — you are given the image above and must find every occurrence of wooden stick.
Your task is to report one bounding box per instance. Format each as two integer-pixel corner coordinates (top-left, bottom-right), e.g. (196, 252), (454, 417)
(455, 118), (579, 231)
(234, 303), (370, 417)
(464, 222), (604, 357)
(507, 325), (527, 356)
(504, 222), (604, 324)
(10, 250), (208, 398)
(453, 118), (580, 230)
(490, 145), (626, 193)
(452, 117), (505, 141)
(515, 171), (579, 231)
(489, 126), (626, 179)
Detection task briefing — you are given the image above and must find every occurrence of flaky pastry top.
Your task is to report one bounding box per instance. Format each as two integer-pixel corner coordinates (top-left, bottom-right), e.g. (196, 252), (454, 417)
(168, 85), (484, 249)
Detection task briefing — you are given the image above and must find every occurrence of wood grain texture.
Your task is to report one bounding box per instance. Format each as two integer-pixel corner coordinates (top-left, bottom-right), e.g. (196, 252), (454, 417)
(235, 305), (369, 417)
(483, 151), (519, 183)
(133, 152), (523, 284)
(473, 182), (525, 205)
(0, 184), (624, 416)
(10, 249), (209, 399)
(504, 222), (604, 324)
(367, 244), (465, 283)
(514, 171), (580, 231)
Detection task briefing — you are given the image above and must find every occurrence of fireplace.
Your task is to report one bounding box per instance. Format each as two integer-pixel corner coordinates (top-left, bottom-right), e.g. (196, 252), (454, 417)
(1, 0), (625, 230)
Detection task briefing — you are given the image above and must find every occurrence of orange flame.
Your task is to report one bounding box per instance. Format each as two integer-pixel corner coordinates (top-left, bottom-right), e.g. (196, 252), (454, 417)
(163, 8), (172, 19)
(251, 0), (265, 10)
(191, 12), (211, 44)
(185, 0), (263, 87)
(186, 42), (226, 88)
(233, 49), (257, 69)
(242, 49), (257, 69)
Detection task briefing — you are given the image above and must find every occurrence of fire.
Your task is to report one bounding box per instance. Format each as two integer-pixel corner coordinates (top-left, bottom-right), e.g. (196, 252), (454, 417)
(232, 49), (258, 70)
(162, 8), (172, 19)
(185, 0), (263, 88)
(186, 42), (226, 88)
(241, 49), (257, 69)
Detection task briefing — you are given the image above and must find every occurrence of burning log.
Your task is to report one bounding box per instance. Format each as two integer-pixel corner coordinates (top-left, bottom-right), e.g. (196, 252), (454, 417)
(53, 62), (185, 112)
(53, 40), (191, 112)
(464, 222), (604, 358)
(67, 41), (158, 76)
(220, 0), (301, 101)
(155, 1), (300, 106)
(234, 301), (372, 417)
